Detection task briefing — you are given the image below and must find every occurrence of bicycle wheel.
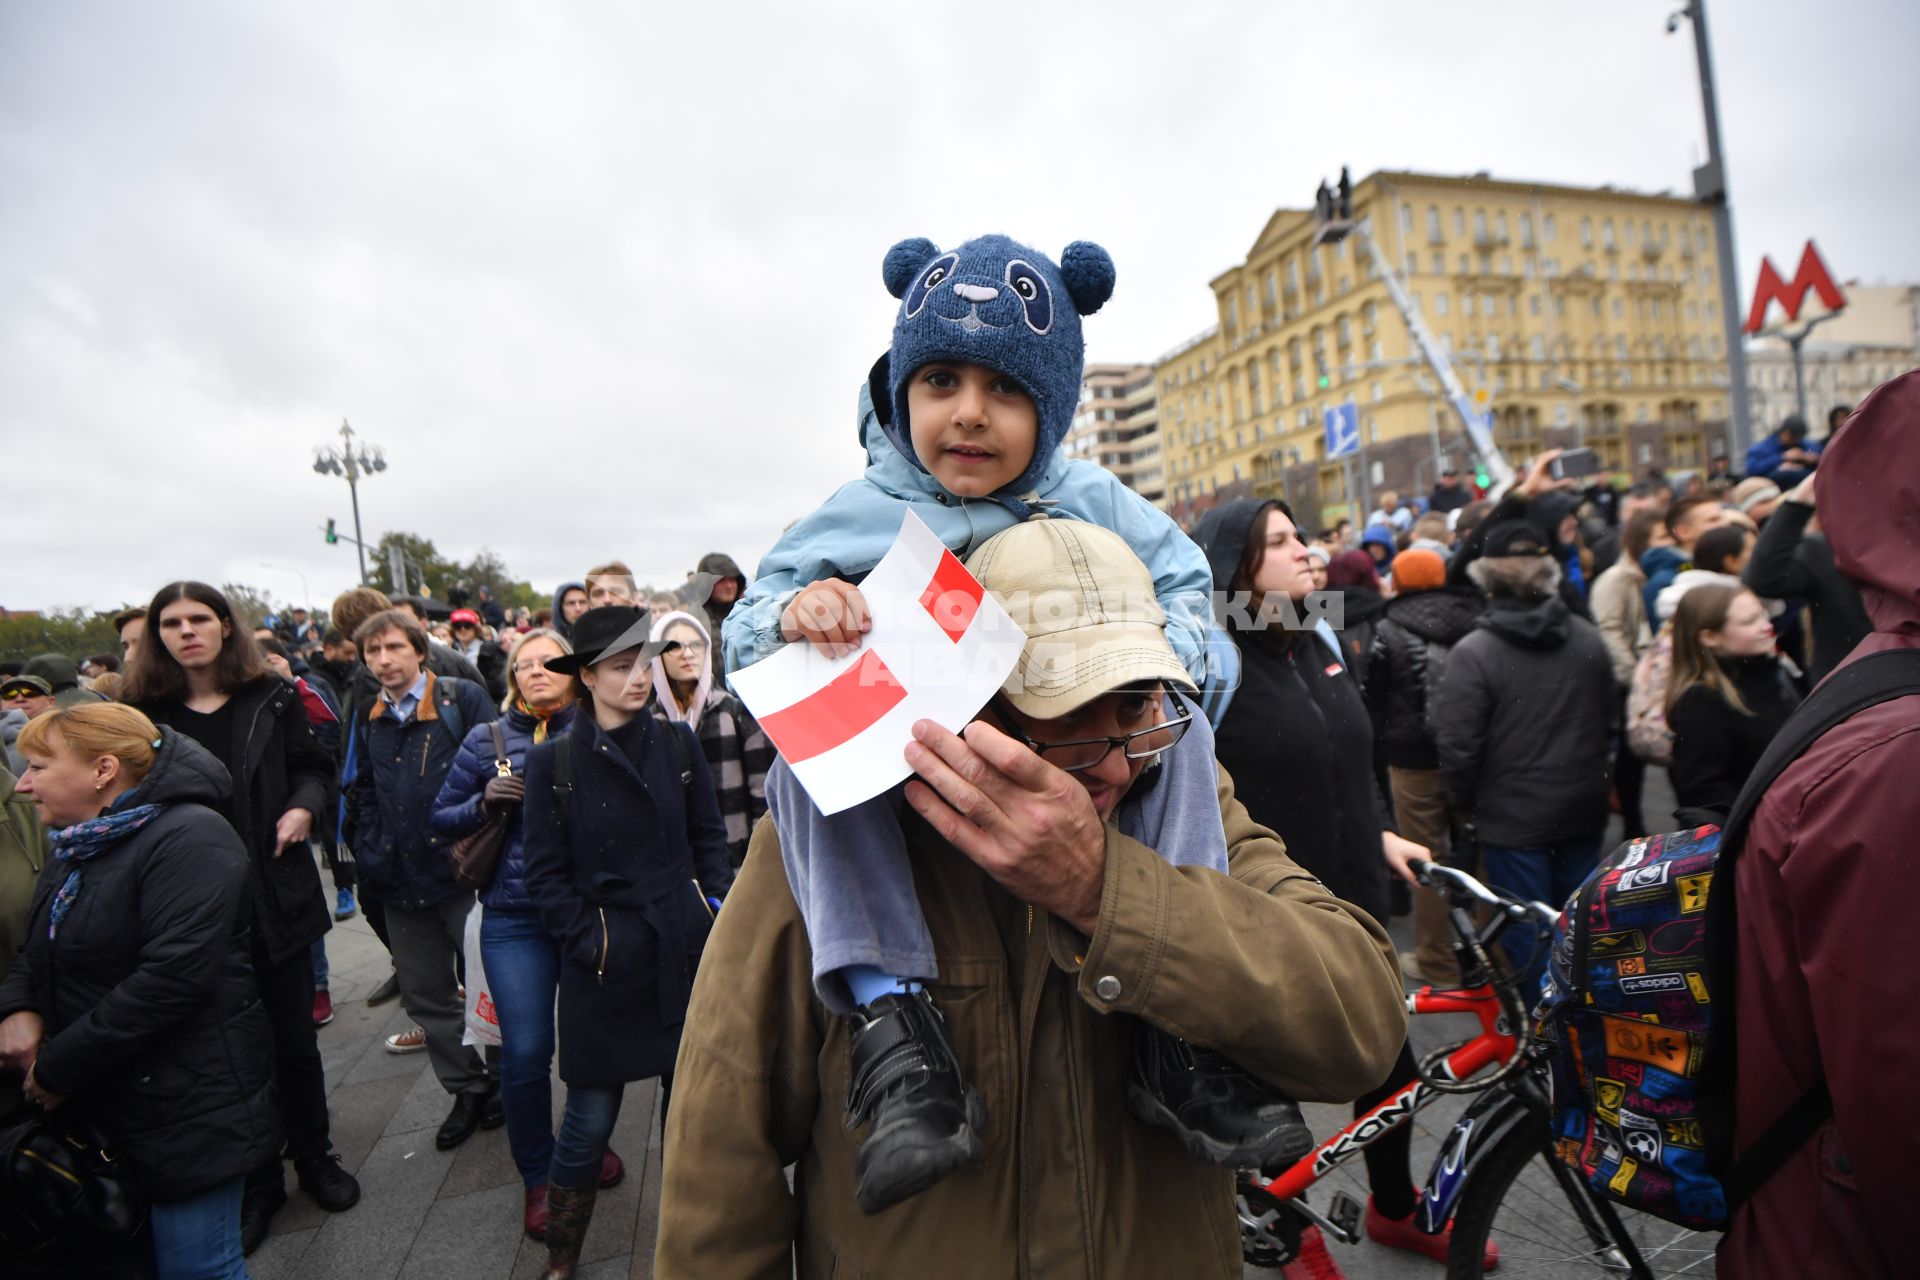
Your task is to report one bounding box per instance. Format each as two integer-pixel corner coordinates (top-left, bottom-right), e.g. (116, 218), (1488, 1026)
(1445, 1114), (1721, 1278)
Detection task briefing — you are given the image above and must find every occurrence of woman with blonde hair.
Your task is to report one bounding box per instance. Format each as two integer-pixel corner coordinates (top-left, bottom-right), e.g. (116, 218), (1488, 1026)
(0, 703), (278, 1278)
(1666, 583), (1803, 819)
(430, 628), (624, 1241)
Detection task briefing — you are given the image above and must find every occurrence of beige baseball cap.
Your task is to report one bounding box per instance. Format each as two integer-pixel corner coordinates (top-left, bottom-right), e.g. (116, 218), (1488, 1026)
(965, 518), (1195, 718)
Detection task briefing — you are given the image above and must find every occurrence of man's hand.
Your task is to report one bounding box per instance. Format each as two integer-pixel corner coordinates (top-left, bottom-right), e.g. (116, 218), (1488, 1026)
(901, 719), (1107, 935)
(779, 578), (870, 658)
(273, 808), (314, 859)
(0, 1010), (43, 1071)
(1381, 831), (1428, 885)
(1519, 449), (1578, 498)
(1786, 473), (1817, 506)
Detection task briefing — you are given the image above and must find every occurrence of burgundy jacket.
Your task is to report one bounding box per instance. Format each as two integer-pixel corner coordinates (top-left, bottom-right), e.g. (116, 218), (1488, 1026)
(1722, 372), (1920, 1277)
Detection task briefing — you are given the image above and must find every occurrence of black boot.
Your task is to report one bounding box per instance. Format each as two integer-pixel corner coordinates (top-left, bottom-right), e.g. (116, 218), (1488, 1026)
(845, 990), (985, 1215)
(1126, 1024), (1313, 1167)
(239, 1166), (288, 1256)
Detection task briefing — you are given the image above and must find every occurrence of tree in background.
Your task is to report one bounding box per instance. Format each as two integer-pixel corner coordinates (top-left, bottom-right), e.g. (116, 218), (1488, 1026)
(366, 531), (542, 611)
(0, 608), (124, 664)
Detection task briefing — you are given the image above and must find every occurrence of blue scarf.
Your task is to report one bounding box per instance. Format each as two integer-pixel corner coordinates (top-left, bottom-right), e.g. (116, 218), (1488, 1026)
(46, 800), (164, 941)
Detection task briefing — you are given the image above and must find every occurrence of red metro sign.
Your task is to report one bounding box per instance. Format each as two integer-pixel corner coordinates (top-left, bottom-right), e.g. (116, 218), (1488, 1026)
(1744, 240), (1846, 335)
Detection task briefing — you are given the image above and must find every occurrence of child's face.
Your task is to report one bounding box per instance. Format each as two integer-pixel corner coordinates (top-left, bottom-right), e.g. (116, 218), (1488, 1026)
(906, 361), (1038, 499)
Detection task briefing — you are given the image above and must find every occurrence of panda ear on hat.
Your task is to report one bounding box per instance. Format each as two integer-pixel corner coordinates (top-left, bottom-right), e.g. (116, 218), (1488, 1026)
(1059, 241), (1116, 316)
(883, 238), (942, 299)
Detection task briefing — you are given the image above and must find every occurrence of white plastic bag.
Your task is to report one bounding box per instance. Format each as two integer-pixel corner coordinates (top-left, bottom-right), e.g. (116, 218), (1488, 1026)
(462, 902), (501, 1048)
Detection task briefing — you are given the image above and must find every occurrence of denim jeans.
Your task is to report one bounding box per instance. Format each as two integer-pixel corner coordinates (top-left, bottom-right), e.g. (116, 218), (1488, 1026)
(481, 906), (561, 1187)
(310, 937), (328, 990)
(1480, 832), (1605, 1002)
(551, 1085), (624, 1191)
(150, 1175), (249, 1280)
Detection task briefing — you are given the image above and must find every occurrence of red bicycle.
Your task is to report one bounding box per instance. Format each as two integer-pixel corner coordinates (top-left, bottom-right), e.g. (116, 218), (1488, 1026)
(1236, 860), (1720, 1277)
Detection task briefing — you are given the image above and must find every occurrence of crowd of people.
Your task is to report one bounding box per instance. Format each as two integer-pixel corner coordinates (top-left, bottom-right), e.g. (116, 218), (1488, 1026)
(0, 228), (1909, 1280)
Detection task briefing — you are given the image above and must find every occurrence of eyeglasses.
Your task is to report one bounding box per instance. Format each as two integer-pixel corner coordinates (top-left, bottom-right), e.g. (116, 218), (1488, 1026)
(669, 639), (708, 656)
(984, 699), (1191, 773)
(0, 688), (34, 702)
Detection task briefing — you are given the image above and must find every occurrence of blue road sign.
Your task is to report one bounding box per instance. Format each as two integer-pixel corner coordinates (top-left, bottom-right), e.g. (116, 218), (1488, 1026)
(1323, 400), (1360, 458)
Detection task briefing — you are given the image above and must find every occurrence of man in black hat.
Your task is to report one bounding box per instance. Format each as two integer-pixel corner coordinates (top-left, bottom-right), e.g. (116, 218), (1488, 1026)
(1434, 520), (1615, 994)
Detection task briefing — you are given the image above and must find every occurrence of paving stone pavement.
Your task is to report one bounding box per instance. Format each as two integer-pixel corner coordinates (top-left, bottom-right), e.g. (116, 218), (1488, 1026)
(263, 776), (1680, 1279)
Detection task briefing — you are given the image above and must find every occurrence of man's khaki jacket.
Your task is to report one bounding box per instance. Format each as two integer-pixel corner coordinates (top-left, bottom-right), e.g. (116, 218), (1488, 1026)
(656, 768), (1407, 1279)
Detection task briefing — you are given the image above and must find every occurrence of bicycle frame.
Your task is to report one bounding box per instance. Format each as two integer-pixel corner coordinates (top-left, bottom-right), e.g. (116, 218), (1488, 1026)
(1239, 863), (1552, 1252)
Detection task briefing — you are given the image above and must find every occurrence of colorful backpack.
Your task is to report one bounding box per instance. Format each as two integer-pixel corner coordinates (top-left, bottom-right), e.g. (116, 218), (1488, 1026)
(1535, 649), (1920, 1230)
(1624, 626), (1674, 765)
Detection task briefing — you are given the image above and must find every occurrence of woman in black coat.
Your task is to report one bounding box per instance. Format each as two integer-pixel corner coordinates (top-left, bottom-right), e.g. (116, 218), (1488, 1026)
(0, 704), (278, 1279)
(1666, 583), (1803, 819)
(519, 607), (732, 1280)
(1193, 499), (1496, 1273)
(126, 580), (356, 1231)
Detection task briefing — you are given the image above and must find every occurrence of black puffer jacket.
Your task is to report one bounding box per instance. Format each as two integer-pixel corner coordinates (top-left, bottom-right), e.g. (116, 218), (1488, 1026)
(1433, 594), (1615, 847)
(1363, 586), (1485, 770)
(0, 730), (280, 1199)
(140, 676), (333, 964)
(1195, 499), (1392, 925)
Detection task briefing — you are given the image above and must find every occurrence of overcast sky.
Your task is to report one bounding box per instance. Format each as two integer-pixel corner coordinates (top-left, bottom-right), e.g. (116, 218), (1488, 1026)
(4, 0), (1915, 615)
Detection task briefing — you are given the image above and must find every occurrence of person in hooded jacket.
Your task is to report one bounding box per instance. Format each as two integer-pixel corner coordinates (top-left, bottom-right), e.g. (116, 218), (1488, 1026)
(646, 610), (770, 870)
(126, 581), (359, 1243)
(1722, 369), (1920, 1279)
(1357, 522), (1398, 582)
(1446, 450), (1596, 621)
(1324, 549), (1387, 686)
(1363, 547), (1485, 986)
(550, 582), (588, 643)
(1435, 521), (1614, 998)
(519, 606), (733, 1279)
(429, 628), (627, 1242)
(0, 705), (279, 1279)
(690, 553), (746, 682)
(1193, 498), (1497, 1274)
(1664, 583), (1802, 820)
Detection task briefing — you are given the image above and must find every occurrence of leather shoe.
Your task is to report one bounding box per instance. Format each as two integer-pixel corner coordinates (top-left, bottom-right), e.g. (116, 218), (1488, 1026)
(436, 1091), (487, 1150)
(1126, 1024), (1314, 1167)
(366, 972), (401, 1006)
(599, 1149), (625, 1189)
(480, 1090), (506, 1130)
(845, 990), (985, 1215)
(294, 1153), (361, 1212)
(523, 1183), (549, 1240)
(239, 1178), (287, 1256)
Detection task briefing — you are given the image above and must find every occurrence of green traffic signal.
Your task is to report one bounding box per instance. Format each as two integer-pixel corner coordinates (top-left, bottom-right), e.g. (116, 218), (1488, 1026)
(325, 518), (337, 545)
(1317, 375), (1330, 389)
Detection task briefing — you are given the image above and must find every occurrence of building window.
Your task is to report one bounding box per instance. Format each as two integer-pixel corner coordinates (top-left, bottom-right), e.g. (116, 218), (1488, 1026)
(1602, 219), (1616, 250)
(1626, 220), (1638, 245)
(1427, 206), (1442, 241)
(1459, 254), (1470, 274)
(1497, 211), (1510, 241)
(1554, 297), (1566, 317)
(1529, 294), (1542, 316)
(1454, 208), (1465, 237)
(1580, 217), (1593, 247)
(1406, 252), (1418, 276)
(1499, 254), (1512, 275)
(1435, 292), (1450, 316)
(1556, 404), (1571, 426)
(1463, 293), (1476, 316)
(1545, 213), (1558, 241)
(1473, 210), (1487, 238)
(1401, 203), (1414, 234)
(1613, 297), (1624, 319)
(1520, 213), (1535, 247)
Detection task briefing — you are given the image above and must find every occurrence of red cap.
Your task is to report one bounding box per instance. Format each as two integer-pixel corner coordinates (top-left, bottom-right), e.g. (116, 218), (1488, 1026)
(449, 608), (482, 625)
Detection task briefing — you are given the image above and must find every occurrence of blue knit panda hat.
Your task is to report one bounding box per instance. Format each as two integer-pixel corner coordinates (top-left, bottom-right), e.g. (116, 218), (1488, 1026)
(882, 234), (1116, 511)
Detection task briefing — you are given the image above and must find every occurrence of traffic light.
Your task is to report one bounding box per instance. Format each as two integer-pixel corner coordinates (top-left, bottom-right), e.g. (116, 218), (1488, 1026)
(1315, 353), (1331, 390)
(325, 518), (337, 545)
(1474, 463), (1491, 489)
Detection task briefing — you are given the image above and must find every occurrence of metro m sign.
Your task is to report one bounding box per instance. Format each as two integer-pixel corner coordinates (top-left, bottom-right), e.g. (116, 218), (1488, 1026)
(1744, 241), (1846, 335)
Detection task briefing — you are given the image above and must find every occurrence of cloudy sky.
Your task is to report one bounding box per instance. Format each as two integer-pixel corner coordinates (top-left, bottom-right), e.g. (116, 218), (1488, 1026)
(4, 1), (1915, 615)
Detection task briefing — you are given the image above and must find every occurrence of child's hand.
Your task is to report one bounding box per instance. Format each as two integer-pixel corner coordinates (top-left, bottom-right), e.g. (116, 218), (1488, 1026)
(780, 578), (870, 657)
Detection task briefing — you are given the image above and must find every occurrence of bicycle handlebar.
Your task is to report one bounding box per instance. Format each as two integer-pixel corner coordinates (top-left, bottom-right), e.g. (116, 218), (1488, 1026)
(1409, 858), (1560, 926)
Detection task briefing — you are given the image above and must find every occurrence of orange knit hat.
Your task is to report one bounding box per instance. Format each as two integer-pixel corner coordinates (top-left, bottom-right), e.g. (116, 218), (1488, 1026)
(1390, 548), (1447, 590)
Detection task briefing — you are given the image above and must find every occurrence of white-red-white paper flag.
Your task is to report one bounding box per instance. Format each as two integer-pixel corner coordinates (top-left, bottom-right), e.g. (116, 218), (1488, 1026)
(728, 511), (1027, 815)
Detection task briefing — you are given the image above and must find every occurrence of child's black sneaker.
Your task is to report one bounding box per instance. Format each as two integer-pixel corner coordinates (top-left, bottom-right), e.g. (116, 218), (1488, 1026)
(845, 989), (987, 1214)
(1126, 1023), (1313, 1167)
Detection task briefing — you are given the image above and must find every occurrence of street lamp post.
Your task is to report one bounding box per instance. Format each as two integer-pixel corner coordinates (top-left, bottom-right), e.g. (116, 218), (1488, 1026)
(1671, 0), (1754, 450)
(312, 420), (387, 584)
